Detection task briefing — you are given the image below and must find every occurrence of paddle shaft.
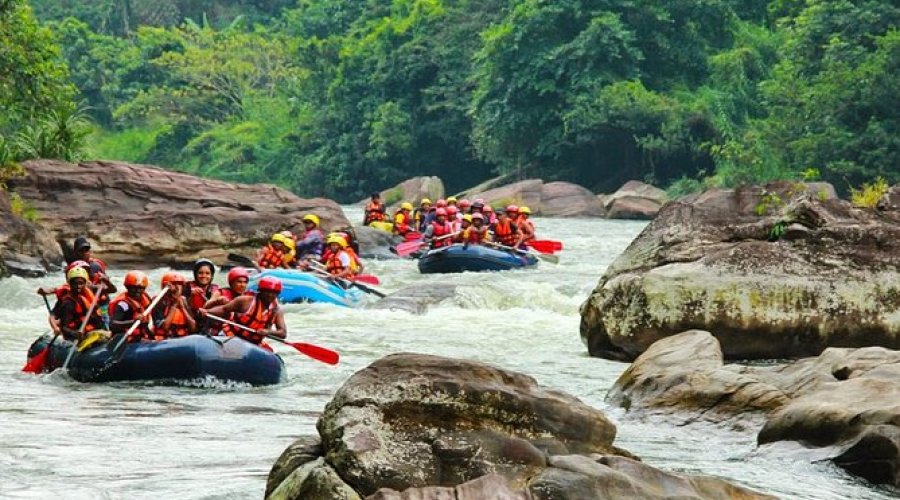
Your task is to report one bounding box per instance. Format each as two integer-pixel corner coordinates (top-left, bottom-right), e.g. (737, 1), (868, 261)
(111, 287), (169, 353)
(203, 313), (338, 365)
(62, 283), (105, 370)
(486, 240), (559, 264)
(307, 261), (387, 297)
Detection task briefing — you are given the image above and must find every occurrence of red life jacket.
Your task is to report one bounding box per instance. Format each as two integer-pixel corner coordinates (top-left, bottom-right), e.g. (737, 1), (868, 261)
(222, 298), (278, 344)
(155, 300), (191, 339)
(393, 211), (411, 235)
(463, 226), (488, 244)
(59, 289), (101, 334)
(186, 282), (219, 313)
(108, 291), (151, 336)
(258, 244), (285, 269)
(493, 220), (518, 246)
(365, 201), (385, 223)
(431, 220), (453, 248)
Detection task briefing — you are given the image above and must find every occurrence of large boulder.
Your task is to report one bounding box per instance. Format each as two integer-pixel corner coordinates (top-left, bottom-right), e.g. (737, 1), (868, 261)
(580, 181), (900, 361)
(352, 226), (401, 260)
(601, 180), (668, 220)
(267, 354), (773, 499)
(0, 189), (64, 277)
(608, 330), (900, 487)
(7, 160), (349, 268)
(366, 177), (445, 215)
(465, 179), (605, 217)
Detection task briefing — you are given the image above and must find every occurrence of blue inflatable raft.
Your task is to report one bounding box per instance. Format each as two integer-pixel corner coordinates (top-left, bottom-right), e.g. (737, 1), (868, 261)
(249, 269), (365, 307)
(26, 334), (285, 386)
(417, 244), (539, 274)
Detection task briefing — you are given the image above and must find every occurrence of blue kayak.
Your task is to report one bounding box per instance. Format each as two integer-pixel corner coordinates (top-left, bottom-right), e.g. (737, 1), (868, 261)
(249, 269), (365, 307)
(27, 334), (285, 386)
(417, 244), (539, 274)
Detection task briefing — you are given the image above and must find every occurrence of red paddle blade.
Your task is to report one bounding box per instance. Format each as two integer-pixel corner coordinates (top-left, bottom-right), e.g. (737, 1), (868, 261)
(284, 341), (340, 365)
(404, 231), (422, 241)
(353, 274), (381, 285)
(526, 241), (556, 254)
(395, 240), (425, 257)
(22, 347), (49, 374)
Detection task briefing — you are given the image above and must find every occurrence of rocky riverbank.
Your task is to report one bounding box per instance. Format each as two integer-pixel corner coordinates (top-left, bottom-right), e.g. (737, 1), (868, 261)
(0, 159), (349, 275)
(580, 181), (900, 361)
(608, 330), (899, 488)
(265, 353), (774, 499)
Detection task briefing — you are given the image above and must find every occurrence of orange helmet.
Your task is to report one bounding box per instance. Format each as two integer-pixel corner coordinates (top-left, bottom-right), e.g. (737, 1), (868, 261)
(161, 271), (186, 287)
(124, 271), (149, 288)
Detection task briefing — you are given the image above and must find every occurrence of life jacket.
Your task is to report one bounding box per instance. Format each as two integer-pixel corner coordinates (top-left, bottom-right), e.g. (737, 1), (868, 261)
(186, 282), (220, 313)
(430, 220), (453, 248)
(345, 246), (363, 269)
(108, 291), (152, 336)
(493, 220), (519, 246)
(258, 244), (285, 269)
(393, 211), (411, 235)
(154, 300), (191, 339)
(222, 298), (278, 344)
(364, 202), (386, 223)
(517, 217), (535, 243)
(326, 249), (358, 276)
(463, 226), (488, 244)
(59, 288), (101, 334)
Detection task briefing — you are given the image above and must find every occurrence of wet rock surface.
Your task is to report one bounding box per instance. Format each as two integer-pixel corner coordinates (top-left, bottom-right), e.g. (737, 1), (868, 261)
(580, 181), (900, 361)
(267, 353), (774, 499)
(600, 180), (669, 220)
(0, 189), (64, 278)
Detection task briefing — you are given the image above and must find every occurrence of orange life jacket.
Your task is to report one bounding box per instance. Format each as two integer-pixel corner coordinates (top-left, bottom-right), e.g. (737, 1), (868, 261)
(222, 298), (278, 344)
(258, 244), (285, 269)
(154, 300), (191, 339)
(365, 201), (386, 223)
(517, 217), (535, 242)
(393, 211), (411, 235)
(108, 291), (151, 336)
(493, 220), (518, 246)
(59, 288), (101, 334)
(326, 249), (358, 276)
(345, 247), (362, 268)
(462, 226), (488, 244)
(431, 220), (453, 248)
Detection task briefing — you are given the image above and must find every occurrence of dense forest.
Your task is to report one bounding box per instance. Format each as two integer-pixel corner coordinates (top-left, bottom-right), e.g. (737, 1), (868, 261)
(1, 0), (897, 201)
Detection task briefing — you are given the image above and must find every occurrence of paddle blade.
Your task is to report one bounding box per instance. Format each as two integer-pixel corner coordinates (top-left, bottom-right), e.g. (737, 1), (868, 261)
(404, 231), (422, 241)
(284, 341), (340, 365)
(353, 274), (381, 285)
(536, 252), (560, 264)
(395, 240), (425, 257)
(22, 347), (49, 374)
(526, 241), (557, 254)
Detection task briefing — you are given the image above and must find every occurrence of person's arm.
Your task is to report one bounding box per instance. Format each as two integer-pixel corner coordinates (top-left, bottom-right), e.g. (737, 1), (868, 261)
(422, 224), (435, 241)
(110, 302), (138, 334)
(178, 296), (198, 332)
(200, 295), (250, 319)
(265, 307), (287, 340)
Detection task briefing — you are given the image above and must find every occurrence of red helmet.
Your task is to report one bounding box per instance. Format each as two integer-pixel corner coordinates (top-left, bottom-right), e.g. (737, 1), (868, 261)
(257, 276), (283, 293)
(65, 260), (90, 273)
(435, 199), (448, 208)
(446, 206), (458, 215)
(435, 208), (447, 217)
(227, 267), (250, 284)
(161, 271), (186, 287)
(123, 270), (149, 288)
(458, 199), (471, 209)
(505, 204), (519, 214)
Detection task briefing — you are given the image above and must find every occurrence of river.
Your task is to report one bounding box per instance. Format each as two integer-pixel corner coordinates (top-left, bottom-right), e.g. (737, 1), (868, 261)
(0, 209), (894, 499)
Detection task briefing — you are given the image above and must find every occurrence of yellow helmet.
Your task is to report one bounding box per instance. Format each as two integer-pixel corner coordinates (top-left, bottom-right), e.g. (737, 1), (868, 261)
(420, 198), (432, 206)
(271, 233), (289, 246)
(401, 202), (414, 211)
(326, 233), (347, 247)
(302, 214), (320, 226)
(447, 196), (458, 203)
(66, 266), (89, 283)
(462, 214), (473, 222)
(519, 206), (532, 215)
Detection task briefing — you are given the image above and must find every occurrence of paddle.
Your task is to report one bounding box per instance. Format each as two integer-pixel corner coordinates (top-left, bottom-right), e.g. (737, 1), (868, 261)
(21, 295), (58, 374)
(528, 240), (562, 253)
(486, 241), (560, 264)
(61, 284), (104, 371)
(228, 253), (260, 270)
(393, 232), (459, 258)
(110, 288), (170, 357)
(307, 261), (387, 298)
(353, 274), (381, 285)
(204, 313), (339, 365)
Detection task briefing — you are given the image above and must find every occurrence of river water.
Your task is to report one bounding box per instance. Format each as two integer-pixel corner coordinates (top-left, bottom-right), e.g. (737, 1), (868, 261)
(0, 208), (894, 499)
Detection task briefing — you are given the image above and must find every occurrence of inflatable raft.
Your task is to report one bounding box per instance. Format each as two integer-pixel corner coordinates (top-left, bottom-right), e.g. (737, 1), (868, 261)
(249, 269), (365, 307)
(417, 244), (539, 274)
(26, 334), (285, 385)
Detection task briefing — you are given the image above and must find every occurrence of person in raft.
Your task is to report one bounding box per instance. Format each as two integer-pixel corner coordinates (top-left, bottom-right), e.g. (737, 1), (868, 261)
(108, 271), (153, 340)
(71, 236), (116, 320)
(257, 233), (292, 269)
(392, 202), (414, 236)
(204, 267), (252, 308)
(52, 266), (105, 341)
(295, 214), (325, 269)
(154, 272), (197, 340)
(363, 192), (386, 226)
(199, 276), (286, 347)
(323, 233), (359, 280)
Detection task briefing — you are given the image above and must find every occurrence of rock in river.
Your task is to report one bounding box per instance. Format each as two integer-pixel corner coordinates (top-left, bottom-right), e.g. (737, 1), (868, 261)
(608, 330), (900, 487)
(266, 353), (774, 499)
(580, 181), (900, 361)
(6, 159), (349, 269)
